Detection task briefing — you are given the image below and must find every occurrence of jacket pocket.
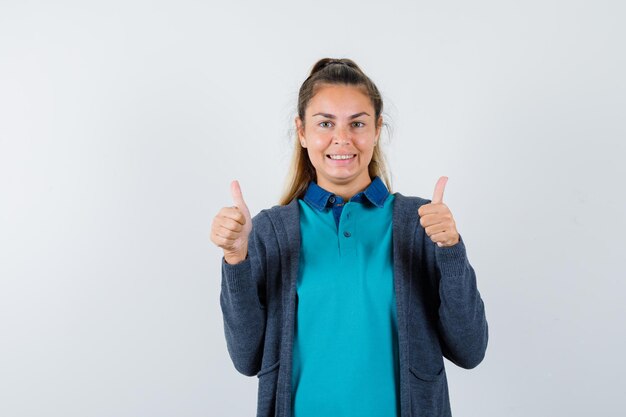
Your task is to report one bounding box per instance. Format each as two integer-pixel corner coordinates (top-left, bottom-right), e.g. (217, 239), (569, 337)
(256, 360), (280, 417)
(408, 365), (449, 417)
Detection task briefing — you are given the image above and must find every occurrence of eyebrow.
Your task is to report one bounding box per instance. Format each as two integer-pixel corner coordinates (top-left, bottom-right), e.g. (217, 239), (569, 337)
(312, 112), (370, 119)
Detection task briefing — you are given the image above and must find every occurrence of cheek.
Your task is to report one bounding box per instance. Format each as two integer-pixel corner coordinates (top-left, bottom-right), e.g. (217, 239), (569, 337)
(309, 137), (332, 154)
(305, 144), (326, 165)
(354, 138), (375, 153)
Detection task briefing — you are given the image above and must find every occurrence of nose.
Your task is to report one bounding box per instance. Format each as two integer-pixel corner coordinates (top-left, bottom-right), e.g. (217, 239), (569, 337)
(333, 127), (351, 145)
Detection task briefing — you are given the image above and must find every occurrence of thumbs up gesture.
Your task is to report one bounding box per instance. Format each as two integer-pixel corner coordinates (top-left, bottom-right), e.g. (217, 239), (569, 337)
(417, 176), (460, 248)
(210, 180), (253, 264)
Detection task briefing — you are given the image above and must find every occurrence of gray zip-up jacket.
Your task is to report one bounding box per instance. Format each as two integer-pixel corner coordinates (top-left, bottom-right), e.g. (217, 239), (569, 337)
(220, 193), (488, 417)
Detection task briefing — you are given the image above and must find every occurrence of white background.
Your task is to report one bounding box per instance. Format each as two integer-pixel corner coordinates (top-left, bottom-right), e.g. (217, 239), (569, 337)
(1, 1), (624, 416)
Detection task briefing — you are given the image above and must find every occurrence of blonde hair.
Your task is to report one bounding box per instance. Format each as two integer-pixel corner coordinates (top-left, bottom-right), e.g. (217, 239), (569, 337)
(278, 58), (393, 205)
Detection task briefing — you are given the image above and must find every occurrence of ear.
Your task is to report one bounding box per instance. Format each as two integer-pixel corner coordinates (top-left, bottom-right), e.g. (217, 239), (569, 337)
(376, 115), (383, 141)
(295, 116), (306, 147)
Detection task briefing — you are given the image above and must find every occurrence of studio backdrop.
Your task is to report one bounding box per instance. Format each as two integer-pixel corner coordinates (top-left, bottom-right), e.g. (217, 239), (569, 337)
(1, 1), (624, 416)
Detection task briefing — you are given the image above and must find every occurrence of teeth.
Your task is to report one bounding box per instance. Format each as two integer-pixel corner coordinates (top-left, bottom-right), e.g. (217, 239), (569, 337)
(328, 154), (355, 160)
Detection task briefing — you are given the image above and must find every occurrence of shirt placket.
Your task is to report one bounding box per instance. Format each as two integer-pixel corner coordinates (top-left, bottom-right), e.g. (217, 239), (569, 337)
(337, 201), (356, 258)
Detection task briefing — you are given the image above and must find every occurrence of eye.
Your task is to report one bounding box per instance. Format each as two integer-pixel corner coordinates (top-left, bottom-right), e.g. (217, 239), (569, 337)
(353, 122), (365, 128)
(319, 121), (332, 128)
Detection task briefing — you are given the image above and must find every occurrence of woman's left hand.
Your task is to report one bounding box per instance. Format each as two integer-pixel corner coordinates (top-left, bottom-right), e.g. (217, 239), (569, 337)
(417, 176), (460, 247)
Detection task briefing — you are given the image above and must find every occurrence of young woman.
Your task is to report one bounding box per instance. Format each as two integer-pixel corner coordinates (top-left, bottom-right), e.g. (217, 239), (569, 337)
(210, 58), (488, 417)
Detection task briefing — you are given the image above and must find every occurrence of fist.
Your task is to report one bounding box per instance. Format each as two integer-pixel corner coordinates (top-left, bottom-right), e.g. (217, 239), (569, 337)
(417, 176), (460, 248)
(210, 180), (253, 264)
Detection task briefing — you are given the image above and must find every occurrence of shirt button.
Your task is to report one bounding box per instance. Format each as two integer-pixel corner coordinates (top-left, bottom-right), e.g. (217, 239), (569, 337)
(343, 231), (351, 238)
(329, 196), (335, 203)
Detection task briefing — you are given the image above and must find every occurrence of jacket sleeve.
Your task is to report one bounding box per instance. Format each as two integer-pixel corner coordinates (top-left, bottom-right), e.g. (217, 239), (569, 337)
(433, 234), (489, 369)
(219, 211), (272, 377)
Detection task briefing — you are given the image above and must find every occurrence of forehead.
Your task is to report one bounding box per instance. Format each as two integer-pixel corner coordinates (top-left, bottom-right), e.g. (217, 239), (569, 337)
(307, 84), (372, 115)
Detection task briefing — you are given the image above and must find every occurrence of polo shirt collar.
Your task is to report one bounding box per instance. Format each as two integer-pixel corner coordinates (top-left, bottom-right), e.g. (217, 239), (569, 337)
(302, 176), (389, 211)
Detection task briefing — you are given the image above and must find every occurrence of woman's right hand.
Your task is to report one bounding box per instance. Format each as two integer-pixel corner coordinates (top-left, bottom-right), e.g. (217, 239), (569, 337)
(210, 180), (252, 265)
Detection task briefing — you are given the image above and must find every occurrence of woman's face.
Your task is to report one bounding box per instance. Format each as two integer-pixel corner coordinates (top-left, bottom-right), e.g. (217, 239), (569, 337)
(296, 83), (382, 192)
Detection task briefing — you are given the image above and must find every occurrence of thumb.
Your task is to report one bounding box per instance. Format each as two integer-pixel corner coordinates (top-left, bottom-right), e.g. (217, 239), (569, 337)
(231, 180), (251, 219)
(432, 176), (448, 204)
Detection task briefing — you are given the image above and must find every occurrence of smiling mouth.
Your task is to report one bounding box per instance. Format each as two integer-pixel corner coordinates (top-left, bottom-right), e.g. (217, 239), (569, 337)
(327, 154), (356, 160)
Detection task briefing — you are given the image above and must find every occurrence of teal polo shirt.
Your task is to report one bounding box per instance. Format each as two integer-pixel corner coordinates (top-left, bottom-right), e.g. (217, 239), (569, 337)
(291, 176), (399, 417)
